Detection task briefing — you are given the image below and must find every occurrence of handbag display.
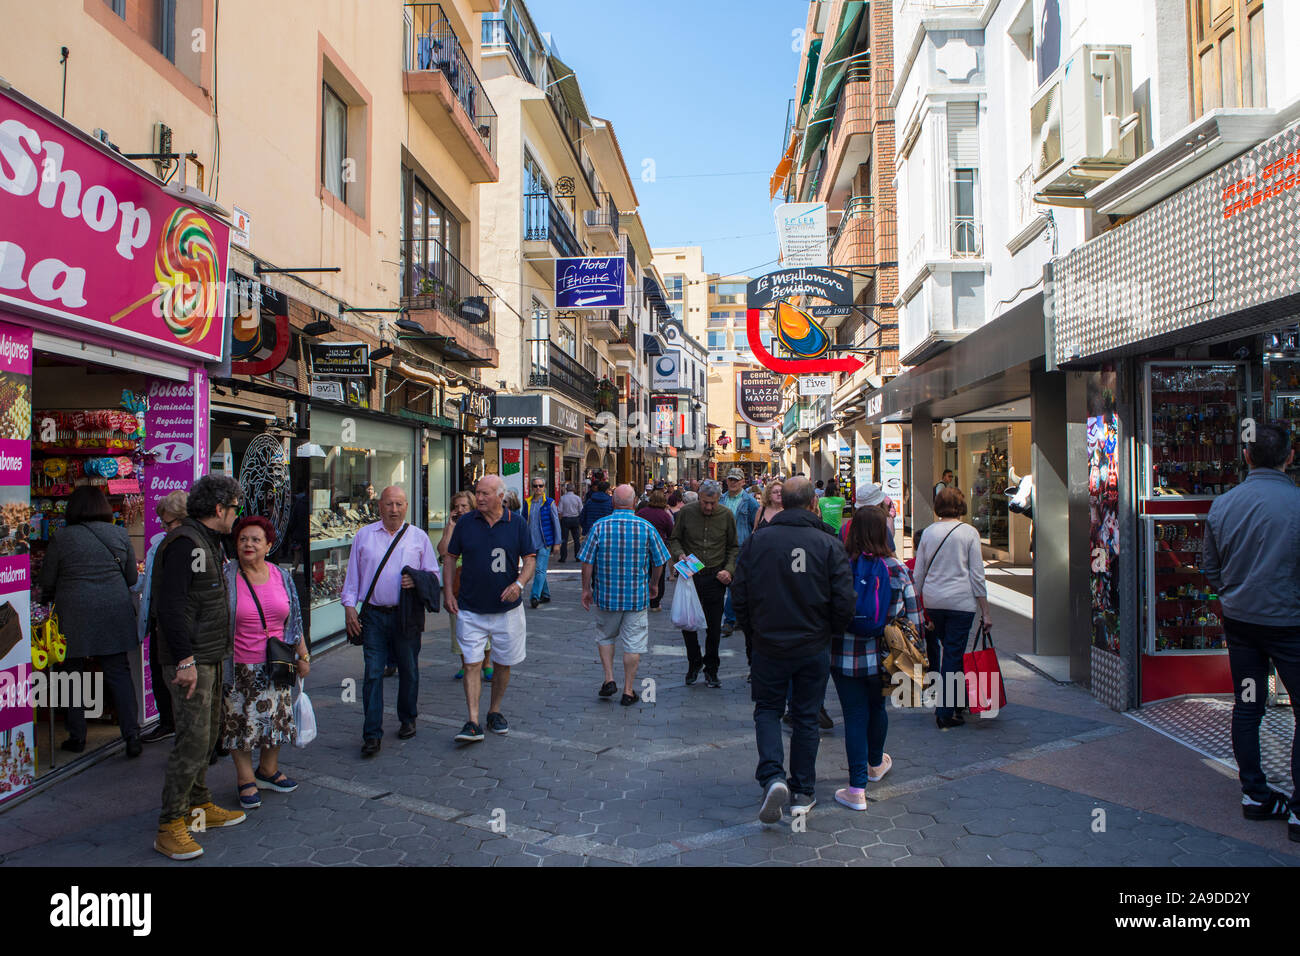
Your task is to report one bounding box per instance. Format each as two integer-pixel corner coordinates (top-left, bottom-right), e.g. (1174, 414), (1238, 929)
(239, 568), (297, 689)
(963, 622), (1007, 715)
(349, 524), (409, 646)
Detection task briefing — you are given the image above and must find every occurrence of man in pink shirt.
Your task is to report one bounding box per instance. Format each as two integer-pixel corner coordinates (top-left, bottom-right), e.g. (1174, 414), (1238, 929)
(341, 486), (439, 757)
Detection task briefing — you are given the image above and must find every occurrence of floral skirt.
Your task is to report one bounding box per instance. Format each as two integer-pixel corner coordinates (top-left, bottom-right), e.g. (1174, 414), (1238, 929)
(222, 663), (296, 751)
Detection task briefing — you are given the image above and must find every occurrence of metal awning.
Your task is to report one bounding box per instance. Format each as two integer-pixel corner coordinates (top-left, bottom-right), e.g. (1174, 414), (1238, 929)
(643, 334), (664, 356)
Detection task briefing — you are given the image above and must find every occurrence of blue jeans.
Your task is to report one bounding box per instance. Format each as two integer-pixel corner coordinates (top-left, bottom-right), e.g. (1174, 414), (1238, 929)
(361, 606), (420, 740)
(751, 648), (830, 796)
(531, 546), (551, 601)
(929, 608), (975, 720)
(831, 669), (888, 786)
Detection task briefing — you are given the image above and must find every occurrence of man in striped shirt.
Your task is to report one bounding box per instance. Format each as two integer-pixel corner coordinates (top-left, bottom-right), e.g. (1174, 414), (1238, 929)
(579, 485), (671, 706)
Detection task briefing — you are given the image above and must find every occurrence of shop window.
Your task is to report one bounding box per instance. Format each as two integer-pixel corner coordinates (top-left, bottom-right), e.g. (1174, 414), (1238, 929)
(1190, 0), (1266, 116)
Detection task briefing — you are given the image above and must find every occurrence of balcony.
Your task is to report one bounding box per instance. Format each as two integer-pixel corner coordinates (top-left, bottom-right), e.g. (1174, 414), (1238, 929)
(529, 341), (597, 409)
(607, 319), (637, 362)
(818, 62), (874, 204)
(587, 309), (622, 341)
(480, 14), (534, 84)
(951, 216), (983, 258)
(524, 193), (582, 260)
(828, 195), (874, 267)
(584, 192), (619, 251)
(399, 237), (499, 367)
(403, 3), (499, 184)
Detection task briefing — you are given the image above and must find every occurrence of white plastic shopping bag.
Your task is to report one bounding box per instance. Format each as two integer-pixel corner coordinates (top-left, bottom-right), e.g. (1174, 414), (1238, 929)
(293, 678), (316, 748)
(670, 575), (707, 631)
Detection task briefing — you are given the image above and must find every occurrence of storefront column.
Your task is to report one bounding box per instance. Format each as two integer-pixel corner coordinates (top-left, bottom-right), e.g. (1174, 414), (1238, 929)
(1115, 362), (1141, 709)
(911, 410), (935, 538)
(1030, 369), (1087, 664)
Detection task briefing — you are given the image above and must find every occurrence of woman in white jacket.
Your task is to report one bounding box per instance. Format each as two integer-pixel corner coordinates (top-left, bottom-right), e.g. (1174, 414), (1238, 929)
(912, 487), (991, 729)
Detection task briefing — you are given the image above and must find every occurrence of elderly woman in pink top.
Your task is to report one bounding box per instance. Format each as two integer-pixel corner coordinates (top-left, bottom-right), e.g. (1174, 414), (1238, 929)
(221, 515), (309, 811)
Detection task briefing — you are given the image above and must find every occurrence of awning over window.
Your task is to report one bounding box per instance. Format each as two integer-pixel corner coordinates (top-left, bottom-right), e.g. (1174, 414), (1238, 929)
(799, 1), (866, 168)
(769, 135), (800, 200)
(547, 53), (591, 127)
(799, 38), (823, 107)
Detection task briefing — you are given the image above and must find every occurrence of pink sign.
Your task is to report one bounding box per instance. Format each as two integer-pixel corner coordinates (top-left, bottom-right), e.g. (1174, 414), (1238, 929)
(0, 664), (34, 733)
(0, 89), (230, 362)
(0, 321), (32, 374)
(107, 478), (141, 495)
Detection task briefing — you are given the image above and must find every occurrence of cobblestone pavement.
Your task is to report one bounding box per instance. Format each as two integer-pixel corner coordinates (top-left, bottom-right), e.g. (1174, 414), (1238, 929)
(3, 566), (1298, 867)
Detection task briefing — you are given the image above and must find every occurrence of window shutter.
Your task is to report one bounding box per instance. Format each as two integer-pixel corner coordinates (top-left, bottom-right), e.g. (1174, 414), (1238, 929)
(947, 102), (979, 167)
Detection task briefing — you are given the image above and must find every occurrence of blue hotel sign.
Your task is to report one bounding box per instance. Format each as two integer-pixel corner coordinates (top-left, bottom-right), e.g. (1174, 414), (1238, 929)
(555, 257), (626, 309)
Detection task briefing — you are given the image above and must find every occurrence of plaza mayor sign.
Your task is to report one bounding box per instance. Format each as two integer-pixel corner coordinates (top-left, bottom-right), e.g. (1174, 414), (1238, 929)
(745, 268), (862, 374)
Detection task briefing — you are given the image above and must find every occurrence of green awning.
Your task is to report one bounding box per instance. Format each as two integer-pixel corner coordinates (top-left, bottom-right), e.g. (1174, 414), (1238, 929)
(547, 53), (591, 127)
(798, 39), (822, 107)
(799, 1), (866, 167)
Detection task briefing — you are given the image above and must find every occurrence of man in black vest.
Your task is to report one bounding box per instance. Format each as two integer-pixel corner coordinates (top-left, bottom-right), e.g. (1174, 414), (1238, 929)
(151, 475), (244, 860)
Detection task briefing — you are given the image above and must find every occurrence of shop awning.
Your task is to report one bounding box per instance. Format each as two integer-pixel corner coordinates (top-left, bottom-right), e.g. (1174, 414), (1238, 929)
(799, 38), (823, 107)
(769, 135), (800, 200)
(547, 53), (592, 127)
(800, 1), (866, 168)
(643, 334), (664, 356)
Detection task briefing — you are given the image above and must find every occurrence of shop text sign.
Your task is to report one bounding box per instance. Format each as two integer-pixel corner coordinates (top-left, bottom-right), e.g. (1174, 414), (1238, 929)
(798, 375), (833, 396)
(0, 90), (231, 361)
(736, 370), (783, 426)
(309, 342), (370, 377)
(1223, 146), (1300, 219)
(555, 257), (626, 309)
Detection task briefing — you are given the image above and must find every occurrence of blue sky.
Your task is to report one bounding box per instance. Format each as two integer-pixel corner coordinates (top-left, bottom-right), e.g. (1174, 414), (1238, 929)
(526, 0), (805, 279)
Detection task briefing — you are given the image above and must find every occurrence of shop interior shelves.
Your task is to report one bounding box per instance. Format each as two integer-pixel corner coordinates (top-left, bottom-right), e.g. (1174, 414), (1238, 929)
(310, 535), (354, 551)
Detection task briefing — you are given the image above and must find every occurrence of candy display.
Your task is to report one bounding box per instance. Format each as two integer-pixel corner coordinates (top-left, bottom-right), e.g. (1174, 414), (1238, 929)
(0, 730), (36, 796)
(0, 601), (22, 660)
(155, 207), (222, 345)
(33, 409), (140, 451)
(0, 372), (30, 440)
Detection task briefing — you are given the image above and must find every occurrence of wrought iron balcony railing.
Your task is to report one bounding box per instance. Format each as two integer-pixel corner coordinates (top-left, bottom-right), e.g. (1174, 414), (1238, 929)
(405, 3), (497, 160)
(480, 14), (534, 84)
(529, 340), (597, 407)
(399, 236), (496, 349)
(524, 192), (582, 259)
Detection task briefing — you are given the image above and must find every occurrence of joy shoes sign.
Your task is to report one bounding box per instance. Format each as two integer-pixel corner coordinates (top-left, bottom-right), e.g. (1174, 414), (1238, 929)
(0, 89), (230, 361)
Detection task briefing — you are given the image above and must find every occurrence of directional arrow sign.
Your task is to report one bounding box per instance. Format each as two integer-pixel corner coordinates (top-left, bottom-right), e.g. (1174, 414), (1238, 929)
(885, 457), (901, 467)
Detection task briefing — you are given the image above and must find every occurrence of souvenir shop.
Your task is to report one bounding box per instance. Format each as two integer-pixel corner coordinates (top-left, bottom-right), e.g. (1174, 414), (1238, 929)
(1050, 115), (1300, 709)
(0, 79), (228, 804)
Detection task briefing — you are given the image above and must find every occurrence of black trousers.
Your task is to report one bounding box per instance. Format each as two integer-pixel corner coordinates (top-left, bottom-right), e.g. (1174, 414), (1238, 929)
(559, 516), (582, 561)
(64, 652), (140, 743)
(1224, 617), (1300, 813)
(751, 648), (830, 796)
(682, 567), (726, 672)
(148, 632), (174, 730)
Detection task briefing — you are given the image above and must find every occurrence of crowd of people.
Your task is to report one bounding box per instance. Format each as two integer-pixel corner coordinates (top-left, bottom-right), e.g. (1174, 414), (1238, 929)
(36, 424), (1299, 859)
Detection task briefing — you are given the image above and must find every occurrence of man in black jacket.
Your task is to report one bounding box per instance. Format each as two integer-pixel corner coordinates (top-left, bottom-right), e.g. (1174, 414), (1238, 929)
(732, 476), (855, 823)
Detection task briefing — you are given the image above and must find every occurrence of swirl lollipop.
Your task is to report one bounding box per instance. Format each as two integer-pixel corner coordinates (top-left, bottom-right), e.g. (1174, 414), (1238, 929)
(154, 208), (220, 344)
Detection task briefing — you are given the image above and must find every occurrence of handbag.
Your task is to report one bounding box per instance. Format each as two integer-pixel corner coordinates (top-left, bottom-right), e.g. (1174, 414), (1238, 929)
(880, 614), (928, 707)
(239, 568), (297, 689)
(349, 524), (409, 646)
(83, 523), (132, 583)
(963, 622), (1007, 715)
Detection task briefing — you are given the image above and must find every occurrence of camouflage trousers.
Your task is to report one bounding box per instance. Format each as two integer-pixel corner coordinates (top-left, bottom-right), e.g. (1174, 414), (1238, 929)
(158, 662), (223, 826)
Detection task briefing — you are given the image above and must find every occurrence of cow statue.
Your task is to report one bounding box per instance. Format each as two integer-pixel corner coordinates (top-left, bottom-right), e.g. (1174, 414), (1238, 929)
(1005, 468), (1034, 555)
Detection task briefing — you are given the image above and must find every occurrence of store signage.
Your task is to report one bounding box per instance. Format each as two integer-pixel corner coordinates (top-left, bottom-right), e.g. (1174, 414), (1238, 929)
(745, 268), (861, 375)
(490, 394), (542, 428)
(0, 89), (231, 362)
(309, 380), (344, 402)
(462, 390), (491, 420)
(555, 257), (626, 309)
(459, 296), (489, 323)
(746, 269), (852, 309)
(545, 397), (583, 437)
(309, 342), (369, 377)
(774, 202), (828, 268)
(736, 370), (783, 426)
(810, 305), (853, 318)
(651, 351), (680, 390)
(854, 433), (873, 492)
(798, 375), (833, 396)
(231, 205), (252, 250)
(866, 392), (883, 419)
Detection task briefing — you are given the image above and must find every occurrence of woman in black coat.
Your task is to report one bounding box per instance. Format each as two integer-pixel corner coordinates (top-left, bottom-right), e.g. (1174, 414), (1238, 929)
(37, 486), (142, 757)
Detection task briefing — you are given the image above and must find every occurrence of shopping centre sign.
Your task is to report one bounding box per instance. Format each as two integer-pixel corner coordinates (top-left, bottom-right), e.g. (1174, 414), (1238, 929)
(745, 268), (863, 374)
(0, 88), (231, 362)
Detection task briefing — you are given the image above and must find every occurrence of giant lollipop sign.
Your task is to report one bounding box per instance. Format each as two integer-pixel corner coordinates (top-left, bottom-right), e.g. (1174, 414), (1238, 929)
(745, 268), (863, 374)
(0, 89), (230, 361)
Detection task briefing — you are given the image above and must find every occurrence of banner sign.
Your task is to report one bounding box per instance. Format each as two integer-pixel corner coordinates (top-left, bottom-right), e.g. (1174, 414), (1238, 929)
(309, 342), (369, 377)
(744, 267), (861, 375)
(746, 269), (852, 309)
(651, 352), (680, 390)
(0, 88), (231, 362)
(555, 257), (626, 309)
(736, 370), (783, 426)
(775, 202), (828, 268)
(0, 319), (33, 804)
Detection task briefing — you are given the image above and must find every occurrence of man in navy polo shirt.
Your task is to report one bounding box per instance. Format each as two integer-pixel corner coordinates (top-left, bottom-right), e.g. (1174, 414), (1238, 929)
(444, 474), (537, 743)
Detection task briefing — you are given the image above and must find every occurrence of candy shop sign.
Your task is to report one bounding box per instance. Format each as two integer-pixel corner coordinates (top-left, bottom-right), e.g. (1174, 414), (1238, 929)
(0, 91), (230, 362)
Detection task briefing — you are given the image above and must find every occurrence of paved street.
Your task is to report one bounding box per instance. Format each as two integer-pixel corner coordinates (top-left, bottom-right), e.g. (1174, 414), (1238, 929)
(2, 566), (1297, 867)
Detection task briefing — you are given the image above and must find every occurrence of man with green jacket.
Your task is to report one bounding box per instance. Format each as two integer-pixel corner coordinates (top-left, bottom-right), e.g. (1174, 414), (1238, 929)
(668, 479), (739, 688)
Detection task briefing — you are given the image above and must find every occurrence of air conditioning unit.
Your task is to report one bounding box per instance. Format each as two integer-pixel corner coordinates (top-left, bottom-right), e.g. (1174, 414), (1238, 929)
(1031, 44), (1140, 207)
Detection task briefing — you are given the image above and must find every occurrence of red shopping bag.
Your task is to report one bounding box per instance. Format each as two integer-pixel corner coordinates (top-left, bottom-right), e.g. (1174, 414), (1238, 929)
(963, 623), (1007, 715)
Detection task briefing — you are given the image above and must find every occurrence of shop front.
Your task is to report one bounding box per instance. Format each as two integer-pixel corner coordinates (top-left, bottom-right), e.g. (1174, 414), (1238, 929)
(0, 84), (230, 803)
(1050, 117), (1300, 709)
(488, 394), (585, 501)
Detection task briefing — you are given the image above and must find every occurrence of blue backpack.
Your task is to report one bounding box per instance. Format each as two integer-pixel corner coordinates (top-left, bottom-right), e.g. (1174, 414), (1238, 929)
(850, 555), (892, 636)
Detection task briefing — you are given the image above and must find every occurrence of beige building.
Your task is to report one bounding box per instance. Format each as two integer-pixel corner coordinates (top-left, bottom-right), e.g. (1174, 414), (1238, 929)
(701, 274), (775, 479)
(651, 246), (708, 342)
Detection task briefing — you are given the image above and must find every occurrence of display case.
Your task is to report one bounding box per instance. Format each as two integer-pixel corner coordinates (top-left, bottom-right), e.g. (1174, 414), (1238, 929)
(1143, 514), (1226, 653)
(1265, 356), (1300, 486)
(968, 430), (1009, 550)
(1143, 362), (1247, 498)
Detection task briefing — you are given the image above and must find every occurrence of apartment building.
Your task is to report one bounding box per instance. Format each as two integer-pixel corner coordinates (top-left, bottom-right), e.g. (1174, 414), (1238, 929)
(649, 248), (710, 483)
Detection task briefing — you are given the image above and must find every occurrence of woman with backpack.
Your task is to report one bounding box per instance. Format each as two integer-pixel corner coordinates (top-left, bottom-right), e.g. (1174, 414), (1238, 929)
(912, 487), (990, 730)
(832, 506), (922, 810)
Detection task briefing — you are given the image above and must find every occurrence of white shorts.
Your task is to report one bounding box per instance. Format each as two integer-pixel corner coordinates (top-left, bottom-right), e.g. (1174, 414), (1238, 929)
(593, 608), (649, 655)
(457, 606), (527, 667)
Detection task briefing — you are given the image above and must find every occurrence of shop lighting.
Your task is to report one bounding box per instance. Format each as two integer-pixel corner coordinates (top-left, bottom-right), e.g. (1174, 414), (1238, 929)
(395, 318), (427, 335)
(370, 343), (394, 361)
(301, 318), (335, 336)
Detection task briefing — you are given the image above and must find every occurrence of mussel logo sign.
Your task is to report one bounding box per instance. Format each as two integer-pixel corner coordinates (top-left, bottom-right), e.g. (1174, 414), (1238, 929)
(745, 268), (863, 374)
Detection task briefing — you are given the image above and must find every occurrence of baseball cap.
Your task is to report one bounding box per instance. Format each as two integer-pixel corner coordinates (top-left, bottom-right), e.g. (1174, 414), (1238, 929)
(726, 467), (745, 480)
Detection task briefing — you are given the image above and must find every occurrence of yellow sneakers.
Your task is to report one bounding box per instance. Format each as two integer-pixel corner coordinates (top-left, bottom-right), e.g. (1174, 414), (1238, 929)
(188, 802), (246, 830)
(154, 818), (204, 860)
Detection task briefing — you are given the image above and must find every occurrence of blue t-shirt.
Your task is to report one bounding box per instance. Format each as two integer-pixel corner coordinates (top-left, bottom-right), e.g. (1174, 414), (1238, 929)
(447, 508), (537, 615)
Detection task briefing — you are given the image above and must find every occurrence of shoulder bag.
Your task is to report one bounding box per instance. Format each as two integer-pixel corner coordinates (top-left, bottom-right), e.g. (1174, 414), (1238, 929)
(239, 567), (297, 688)
(348, 523), (409, 646)
(83, 523), (130, 582)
